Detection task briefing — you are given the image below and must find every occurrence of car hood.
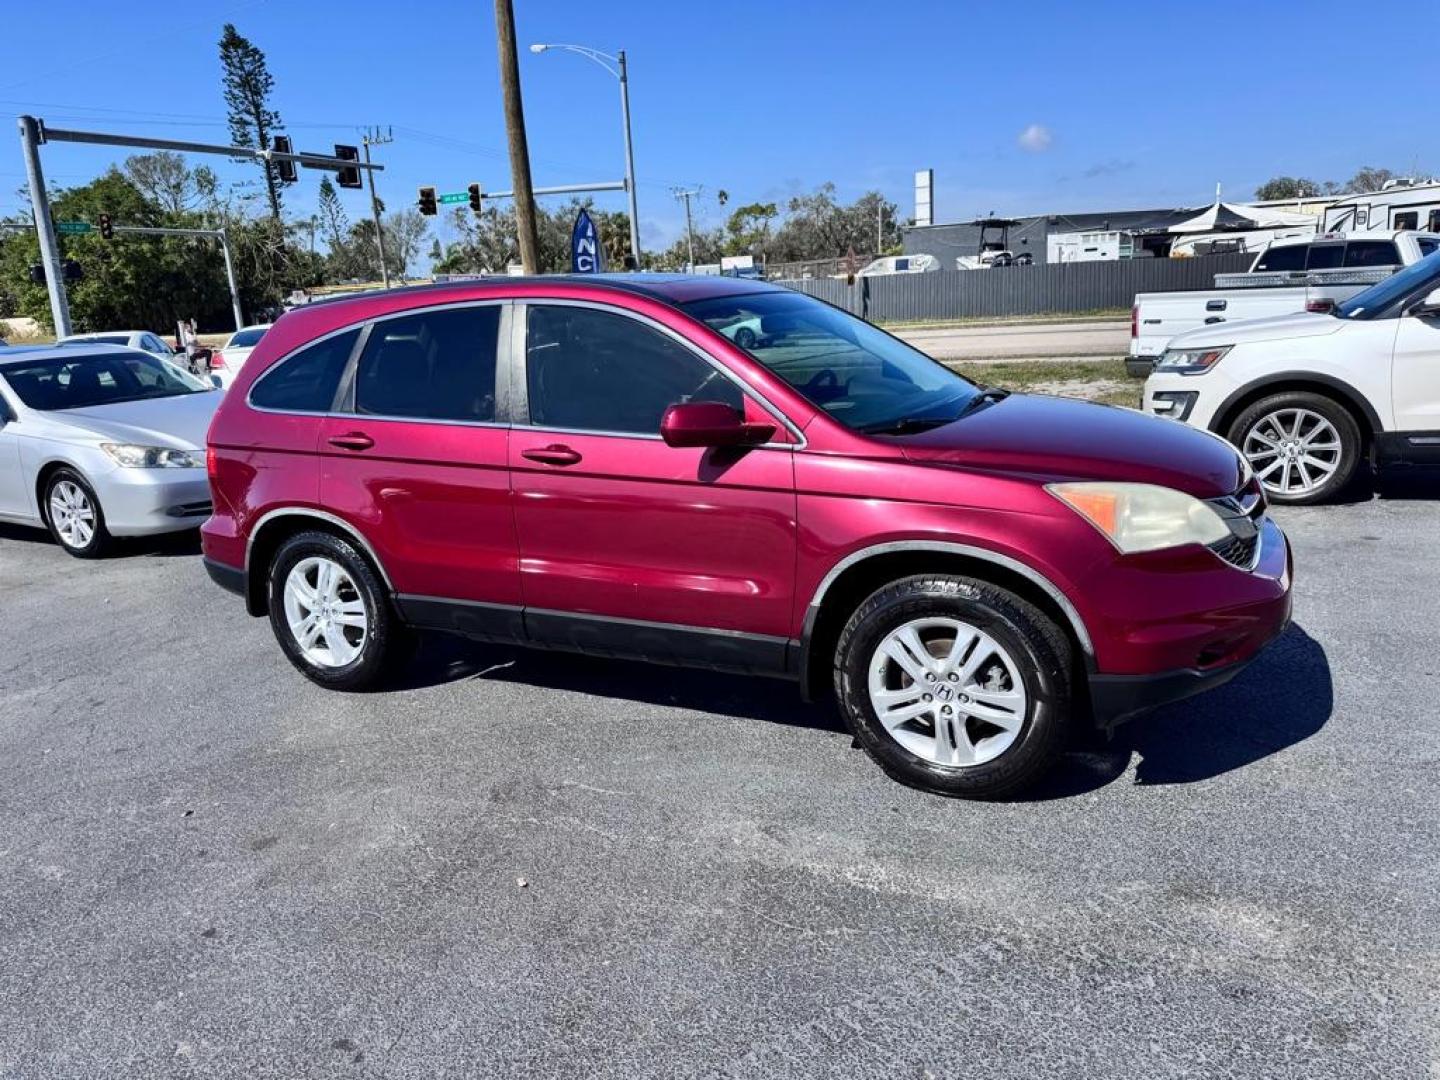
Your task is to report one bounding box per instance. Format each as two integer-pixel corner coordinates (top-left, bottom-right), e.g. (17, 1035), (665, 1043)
(898, 393), (1243, 498)
(1168, 310), (1343, 351)
(52, 391), (221, 450)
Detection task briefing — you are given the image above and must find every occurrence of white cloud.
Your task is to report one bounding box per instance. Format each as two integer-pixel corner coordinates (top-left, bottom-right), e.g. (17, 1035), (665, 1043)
(1017, 124), (1053, 153)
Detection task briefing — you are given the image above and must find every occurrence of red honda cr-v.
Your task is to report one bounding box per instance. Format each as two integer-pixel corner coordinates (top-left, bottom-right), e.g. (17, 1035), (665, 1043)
(202, 275), (1291, 798)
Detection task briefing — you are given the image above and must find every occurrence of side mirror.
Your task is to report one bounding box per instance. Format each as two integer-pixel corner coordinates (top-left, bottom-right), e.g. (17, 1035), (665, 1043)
(209, 374), (223, 389)
(660, 401), (774, 449)
(1410, 286), (1440, 317)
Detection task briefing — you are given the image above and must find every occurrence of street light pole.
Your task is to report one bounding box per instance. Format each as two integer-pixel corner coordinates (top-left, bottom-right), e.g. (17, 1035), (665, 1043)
(617, 50), (641, 264)
(530, 43), (643, 265)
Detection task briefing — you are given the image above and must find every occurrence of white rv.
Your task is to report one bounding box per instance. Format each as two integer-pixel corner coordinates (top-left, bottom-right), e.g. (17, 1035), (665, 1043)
(1322, 180), (1440, 234)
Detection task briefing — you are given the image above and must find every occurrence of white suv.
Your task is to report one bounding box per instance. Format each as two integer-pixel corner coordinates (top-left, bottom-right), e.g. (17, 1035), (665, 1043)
(1142, 252), (1440, 504)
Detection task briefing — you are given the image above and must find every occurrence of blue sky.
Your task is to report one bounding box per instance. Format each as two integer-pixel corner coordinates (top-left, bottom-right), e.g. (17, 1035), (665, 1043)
(0, 0), (1429, 253)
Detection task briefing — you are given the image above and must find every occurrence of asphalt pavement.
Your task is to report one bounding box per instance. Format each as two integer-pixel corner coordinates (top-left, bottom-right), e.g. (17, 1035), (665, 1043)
(894, 319), (1130, 361)
(1, 474), (1438, 1078)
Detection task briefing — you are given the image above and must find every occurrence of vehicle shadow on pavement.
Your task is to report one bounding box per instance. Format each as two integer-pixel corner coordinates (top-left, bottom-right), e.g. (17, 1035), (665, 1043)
(0, 521), (202, 557)
(395, 631), (848, 735)
(1032, 623), (1332, 799)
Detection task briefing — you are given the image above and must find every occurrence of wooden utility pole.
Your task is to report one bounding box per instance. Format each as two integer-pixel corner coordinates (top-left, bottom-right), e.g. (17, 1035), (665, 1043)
(495, 0), (540, 273)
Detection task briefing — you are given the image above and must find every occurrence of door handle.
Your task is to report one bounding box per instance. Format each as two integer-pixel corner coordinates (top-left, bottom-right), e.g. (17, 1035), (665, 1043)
(328, 432), (374, 451)
(521, 444), (582, 466)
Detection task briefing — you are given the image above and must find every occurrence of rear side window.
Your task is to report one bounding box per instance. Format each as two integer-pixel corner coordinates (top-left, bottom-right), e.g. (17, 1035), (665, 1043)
(250, 329), (359, 412)
(1344, 241), (1400, 268)
(525, 304), (741, 434)
(1306, 244), (1344, 270)
(354, 306), (500, 422)
(1254, 244), (1306, 272)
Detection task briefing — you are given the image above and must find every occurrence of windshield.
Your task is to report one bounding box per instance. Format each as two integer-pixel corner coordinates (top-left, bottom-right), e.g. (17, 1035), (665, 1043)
(683, 291), (979, 432)
(1335, 250), (1440, 320)
(0, 350), (211, 410)
(228, 327), (267, 347)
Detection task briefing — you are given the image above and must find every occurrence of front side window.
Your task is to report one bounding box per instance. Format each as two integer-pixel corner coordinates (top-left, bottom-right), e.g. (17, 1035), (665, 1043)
(0, 351), (210, 410)
(525, 305), (741, 434)
(250, 329), (359, 412)
(1344, 241), (1400, 268)
(354, 306), (500, 422)
(683, 291), (979, 434)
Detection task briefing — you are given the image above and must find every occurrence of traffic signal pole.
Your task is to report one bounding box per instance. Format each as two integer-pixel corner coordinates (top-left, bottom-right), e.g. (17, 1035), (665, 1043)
(15, 114), (382, 334)
(18, 115), (72, 336)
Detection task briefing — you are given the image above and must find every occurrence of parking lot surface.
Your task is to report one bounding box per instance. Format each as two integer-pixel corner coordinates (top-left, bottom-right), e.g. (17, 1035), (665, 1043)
(1, 479), (1437, 1079)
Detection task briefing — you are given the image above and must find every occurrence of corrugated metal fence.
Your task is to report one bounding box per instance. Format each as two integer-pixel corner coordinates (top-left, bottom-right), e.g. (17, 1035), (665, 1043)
(776, 254), (1255, 322)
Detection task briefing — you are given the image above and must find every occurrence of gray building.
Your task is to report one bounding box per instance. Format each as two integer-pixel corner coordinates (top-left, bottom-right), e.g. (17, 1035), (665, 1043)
(903, 207), (1198, 268)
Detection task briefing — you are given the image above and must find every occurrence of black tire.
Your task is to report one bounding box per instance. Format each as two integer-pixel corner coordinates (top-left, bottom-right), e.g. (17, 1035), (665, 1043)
(1227, 391), (1361, 505)
(834, 575), (1073, 799)
(42, 467), (111, 558)
(267, 530), (404, 691)
(734, 326), (757, 349)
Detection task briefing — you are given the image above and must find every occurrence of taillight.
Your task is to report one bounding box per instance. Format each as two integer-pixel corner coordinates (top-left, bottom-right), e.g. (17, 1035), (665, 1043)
(1305, 298), (1335, 314)
(206, 447), (218, 481)
(1130, 302), (1138, 339)
(209, 352), (226, 370)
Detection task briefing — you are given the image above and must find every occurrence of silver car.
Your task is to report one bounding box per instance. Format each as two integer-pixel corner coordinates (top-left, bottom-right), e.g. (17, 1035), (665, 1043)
(0, 345), (219, 557)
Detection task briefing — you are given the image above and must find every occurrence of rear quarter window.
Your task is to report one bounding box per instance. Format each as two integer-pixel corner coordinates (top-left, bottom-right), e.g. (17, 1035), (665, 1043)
(249, 329), (359, 412)
(1253, 244), (1306, 272)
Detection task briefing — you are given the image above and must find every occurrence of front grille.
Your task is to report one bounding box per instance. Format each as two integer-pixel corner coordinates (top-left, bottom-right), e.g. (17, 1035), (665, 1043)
(1211, 531), (1259, 569)
(1206, 475), (1266, 570)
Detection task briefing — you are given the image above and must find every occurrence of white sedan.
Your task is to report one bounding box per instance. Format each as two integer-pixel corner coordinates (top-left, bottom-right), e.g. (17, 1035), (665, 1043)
(58, 330), (178, 362)
(210, 324), (271, 389)
(0, 345), (218, 557)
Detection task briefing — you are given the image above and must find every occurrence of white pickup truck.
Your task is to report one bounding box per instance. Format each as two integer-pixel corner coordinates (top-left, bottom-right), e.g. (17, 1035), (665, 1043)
(1141, 250), (1440, 505)
(1127, 231), (1440, 376)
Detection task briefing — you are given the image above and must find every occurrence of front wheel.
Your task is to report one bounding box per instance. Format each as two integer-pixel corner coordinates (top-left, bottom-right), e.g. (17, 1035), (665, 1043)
(44, 468), (111, 558)
(834, 575), (1074, 799)
(1228, 392), (1360, 505)
(267, 530), (404, 690)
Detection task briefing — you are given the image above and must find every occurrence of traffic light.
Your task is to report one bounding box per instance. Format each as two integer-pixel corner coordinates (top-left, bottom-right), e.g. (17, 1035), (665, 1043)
(272, 135), (297, 183)
(98, 212), (113, 241)
(334, 144), (362, 189)
(418, 186), (437, 216)
(62, 259), (84, 283)
(28, 263), (44, 284)
(468, 183), (483, 214)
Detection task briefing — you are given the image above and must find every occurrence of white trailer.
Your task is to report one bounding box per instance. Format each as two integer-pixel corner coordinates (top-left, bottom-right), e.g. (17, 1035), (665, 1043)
(1322, 181), (1440, 234)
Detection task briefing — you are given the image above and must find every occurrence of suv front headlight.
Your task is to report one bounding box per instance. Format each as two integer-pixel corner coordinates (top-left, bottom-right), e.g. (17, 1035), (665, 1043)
(1155, 345), (1231, 376)
(100, 443), (203, 469)
(1047, 482), (1230, 554)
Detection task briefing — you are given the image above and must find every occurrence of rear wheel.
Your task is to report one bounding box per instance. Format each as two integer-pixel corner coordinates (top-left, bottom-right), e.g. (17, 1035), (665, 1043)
(44, 468), (110, 558)
(834, 575), (1073, 799)
(267, 531), (403, 690)
(1228, 391), (1360, 505)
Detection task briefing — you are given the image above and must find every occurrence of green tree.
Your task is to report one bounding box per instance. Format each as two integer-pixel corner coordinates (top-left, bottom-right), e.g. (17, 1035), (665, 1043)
(1254, 176), (1320, 200)
(219, 23), (285, 222)
(722, 202), (778, 257)
(123, 152), (217, 213)
(316, 177), (348, 252)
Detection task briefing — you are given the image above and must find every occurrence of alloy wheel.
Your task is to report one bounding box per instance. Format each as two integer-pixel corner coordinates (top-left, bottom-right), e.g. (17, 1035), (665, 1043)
(1242, 408), (1341, 498)
(49, 480), (96, 550)
(866, 616), (1028, 767)
(282, 556), (369, 668)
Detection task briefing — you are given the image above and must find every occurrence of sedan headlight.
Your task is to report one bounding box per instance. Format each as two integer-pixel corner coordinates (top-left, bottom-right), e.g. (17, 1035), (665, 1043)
(100, 443), (204, 469)
(1048, 482), (1230, 554)
(1155, 345), (1231, 376)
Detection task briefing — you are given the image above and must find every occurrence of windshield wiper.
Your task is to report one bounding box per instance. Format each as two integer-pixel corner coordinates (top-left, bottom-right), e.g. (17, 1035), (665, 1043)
(858, 415), (956, 435)
(955, 386), (1011, 417)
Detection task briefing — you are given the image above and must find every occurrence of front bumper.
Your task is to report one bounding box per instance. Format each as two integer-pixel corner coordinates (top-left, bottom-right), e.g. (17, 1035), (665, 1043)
(1125, 356), (1156, 378)
(96, 469), (213, 536)
(1084, 517), (1293, 729)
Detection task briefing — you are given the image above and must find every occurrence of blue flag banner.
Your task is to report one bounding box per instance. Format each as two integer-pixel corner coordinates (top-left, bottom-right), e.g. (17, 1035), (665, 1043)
(571, 209), (604, 274)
